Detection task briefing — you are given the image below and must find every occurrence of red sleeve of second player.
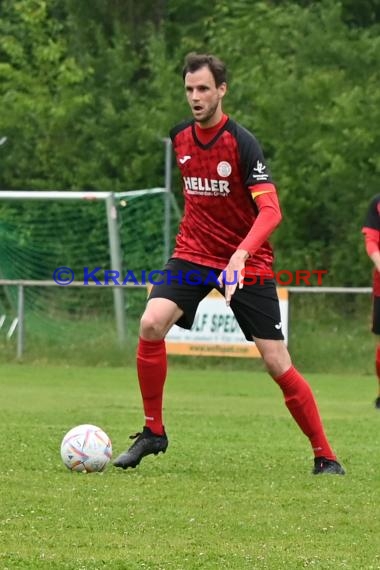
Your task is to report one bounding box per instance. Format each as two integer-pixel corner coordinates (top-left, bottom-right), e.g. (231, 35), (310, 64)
(363, 227), (380, 256)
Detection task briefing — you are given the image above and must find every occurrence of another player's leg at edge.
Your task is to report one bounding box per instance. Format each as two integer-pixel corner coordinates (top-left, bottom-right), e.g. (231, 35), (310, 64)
(113, 296), (345, 475)
(374, 339), (380, 409)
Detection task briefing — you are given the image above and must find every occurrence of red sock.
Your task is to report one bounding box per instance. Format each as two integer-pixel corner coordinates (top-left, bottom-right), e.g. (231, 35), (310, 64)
(375, 346), (380, 396)
(136, 337), (167, 435)
(273, 366), (336, 460)
(375, 346), (380, 381)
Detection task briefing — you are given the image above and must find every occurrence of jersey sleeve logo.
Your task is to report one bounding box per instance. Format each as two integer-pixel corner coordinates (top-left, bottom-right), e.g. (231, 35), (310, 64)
(252, 160), (269, 181)
(217, 161), (232, 177)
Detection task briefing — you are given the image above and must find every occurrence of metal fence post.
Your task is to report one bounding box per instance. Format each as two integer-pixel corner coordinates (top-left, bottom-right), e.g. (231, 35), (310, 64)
(163, 137), (172, 264)
(105, 195), (126, 345)
(17, 284), (24, 360)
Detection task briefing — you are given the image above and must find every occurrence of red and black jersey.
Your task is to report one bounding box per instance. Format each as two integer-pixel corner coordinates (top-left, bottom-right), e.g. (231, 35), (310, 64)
(362, 194), (380, 296)
(170, 116), (278, 271)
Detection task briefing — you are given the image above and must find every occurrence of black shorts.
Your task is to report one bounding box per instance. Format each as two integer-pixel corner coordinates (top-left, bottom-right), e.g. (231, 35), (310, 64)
(148, 258), (284, 341)
(372, 296), (380, 335)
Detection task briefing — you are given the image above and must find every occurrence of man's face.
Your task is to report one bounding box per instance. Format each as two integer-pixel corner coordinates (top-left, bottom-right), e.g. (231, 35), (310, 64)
(184, 66), (226, 127)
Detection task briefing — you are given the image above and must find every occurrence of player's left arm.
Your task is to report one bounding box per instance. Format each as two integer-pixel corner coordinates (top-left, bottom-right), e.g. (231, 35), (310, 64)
(219, 187), (282, 305)
(235, 126), (282, 254)
(218, 125), (282, 304)
(238, 185), (282, 254)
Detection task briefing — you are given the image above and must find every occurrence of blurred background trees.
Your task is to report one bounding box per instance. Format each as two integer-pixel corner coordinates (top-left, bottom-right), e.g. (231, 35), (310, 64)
(0, 0), (379, 285)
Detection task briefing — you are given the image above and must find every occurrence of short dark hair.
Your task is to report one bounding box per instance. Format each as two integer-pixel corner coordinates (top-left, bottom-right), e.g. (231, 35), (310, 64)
(182, 53), (227, 87)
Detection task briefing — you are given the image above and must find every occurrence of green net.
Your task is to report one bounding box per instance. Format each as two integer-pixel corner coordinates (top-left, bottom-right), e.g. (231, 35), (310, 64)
(0, 190), (180, 359)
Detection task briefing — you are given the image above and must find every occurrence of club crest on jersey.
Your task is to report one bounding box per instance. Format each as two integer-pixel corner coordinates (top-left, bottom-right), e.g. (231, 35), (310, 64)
(217, 161), (232, 177)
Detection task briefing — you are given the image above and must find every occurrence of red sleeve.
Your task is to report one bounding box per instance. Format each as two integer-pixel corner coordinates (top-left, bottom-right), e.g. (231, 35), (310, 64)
(362, 226), (380, 256)
(238, 185), (282, 255)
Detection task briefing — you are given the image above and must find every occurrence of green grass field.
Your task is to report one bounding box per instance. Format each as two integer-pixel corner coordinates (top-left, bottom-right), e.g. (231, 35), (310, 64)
(1, 364), (379, 569)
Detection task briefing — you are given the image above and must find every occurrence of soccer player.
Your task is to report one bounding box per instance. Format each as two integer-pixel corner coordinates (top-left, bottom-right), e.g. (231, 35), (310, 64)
(362, 194), (380, 409)
(114, 53), (345, 475)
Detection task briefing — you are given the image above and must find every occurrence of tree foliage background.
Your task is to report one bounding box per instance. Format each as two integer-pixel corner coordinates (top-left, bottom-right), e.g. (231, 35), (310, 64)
(0, 0), (379, 285)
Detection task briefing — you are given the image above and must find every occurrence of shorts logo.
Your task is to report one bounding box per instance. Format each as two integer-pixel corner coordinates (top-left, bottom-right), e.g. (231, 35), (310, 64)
(217, 161), (232, 177)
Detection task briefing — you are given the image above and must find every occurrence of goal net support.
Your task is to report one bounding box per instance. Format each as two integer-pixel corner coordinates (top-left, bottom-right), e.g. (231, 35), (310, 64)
(0, 188), (179, 358)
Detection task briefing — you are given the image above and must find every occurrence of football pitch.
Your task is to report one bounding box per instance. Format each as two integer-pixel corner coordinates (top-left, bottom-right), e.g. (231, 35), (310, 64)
(0, 364), (379, 569)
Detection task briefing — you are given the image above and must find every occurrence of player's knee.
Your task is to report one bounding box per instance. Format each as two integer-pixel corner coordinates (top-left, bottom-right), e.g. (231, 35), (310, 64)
(139, 312), (166, 340)
(261, 346), (291, 378)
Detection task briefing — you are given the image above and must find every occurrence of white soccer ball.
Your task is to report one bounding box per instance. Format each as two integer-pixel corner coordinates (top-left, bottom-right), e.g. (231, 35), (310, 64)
(60, 424), (112, 473)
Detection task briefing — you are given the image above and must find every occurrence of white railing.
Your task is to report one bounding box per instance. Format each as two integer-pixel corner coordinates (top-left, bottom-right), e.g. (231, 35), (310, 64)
(0, 280), (372, 360)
